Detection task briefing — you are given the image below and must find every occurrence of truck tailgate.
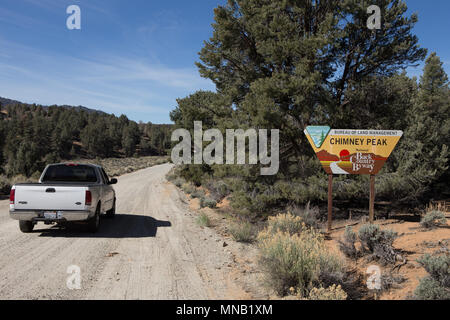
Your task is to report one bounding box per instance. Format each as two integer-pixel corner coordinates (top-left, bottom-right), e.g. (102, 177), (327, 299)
(14, 185), (87, 211)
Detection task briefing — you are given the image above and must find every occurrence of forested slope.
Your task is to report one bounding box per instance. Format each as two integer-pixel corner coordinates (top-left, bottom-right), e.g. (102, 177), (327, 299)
(0, 99), (173, 178)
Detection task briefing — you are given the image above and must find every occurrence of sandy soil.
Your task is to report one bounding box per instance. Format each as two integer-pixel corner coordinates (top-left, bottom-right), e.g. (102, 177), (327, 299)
(326, 217), (450, 300)
(189, 193), (450, 300)
(0, 163), (254, 299)
(187, 197), (271, 300)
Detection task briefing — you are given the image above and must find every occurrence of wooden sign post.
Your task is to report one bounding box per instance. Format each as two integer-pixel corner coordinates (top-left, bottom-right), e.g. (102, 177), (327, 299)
(304, 127), (403, 232)
(369, 174), (375, 223)
(327, 174), (333, 233)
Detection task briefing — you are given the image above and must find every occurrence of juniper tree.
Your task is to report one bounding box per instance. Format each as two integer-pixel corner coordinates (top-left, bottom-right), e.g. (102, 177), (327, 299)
(170, 91), (232, 132)
(196, 0), (426, 162)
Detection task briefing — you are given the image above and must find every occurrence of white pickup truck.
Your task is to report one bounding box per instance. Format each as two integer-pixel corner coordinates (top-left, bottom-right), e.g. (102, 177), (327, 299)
(9, 163), (117, 233)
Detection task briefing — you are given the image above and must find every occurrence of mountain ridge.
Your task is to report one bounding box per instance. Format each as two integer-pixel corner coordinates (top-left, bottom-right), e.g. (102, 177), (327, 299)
(0, 96), (107, 115)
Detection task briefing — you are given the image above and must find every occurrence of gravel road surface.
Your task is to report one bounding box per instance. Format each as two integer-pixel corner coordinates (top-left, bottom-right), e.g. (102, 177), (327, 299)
(0, 163), (240, 299)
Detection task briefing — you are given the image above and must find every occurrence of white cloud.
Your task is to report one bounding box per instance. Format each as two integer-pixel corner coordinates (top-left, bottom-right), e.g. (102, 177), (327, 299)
(0, 39), (214, 122)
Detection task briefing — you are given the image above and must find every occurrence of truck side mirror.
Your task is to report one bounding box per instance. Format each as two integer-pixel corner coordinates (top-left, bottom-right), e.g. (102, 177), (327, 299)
(109, 178), (118, 185)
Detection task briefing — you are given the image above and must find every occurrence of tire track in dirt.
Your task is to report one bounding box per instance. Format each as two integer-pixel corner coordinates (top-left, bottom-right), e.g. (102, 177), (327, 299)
(0, 163), (249, 299)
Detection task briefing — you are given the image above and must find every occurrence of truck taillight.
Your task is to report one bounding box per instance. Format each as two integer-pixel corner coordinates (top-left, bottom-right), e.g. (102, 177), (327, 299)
(85, 191), (92, 206)
(9, 189), (15, 204)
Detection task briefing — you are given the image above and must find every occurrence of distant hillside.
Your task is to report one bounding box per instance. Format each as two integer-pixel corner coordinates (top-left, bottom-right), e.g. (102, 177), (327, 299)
(0, 97), (174, 177)
(0, 97), (21, 106)
(0, 97), (106, 115)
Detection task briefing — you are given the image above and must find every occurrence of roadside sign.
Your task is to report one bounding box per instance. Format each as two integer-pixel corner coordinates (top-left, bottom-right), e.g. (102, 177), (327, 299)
(304, 126), (404, 229)
(304, 127), (403, 175)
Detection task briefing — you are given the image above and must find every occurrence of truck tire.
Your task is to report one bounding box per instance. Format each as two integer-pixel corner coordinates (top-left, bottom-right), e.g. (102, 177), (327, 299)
(87, 205), (100, 233)
(19, 220), (34, 233)
(106, 199), (116, 219)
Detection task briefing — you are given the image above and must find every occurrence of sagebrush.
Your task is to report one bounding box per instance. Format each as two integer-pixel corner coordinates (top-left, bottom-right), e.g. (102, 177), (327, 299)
(420, 210), (447, 229)
(414, 254), (450, 300)
(258, 217), (345, 297)
(338, 226), (359, 259)
(338, 224), (399, 265)
(200, 196), (217, 208)
(358, 224), (399, 265)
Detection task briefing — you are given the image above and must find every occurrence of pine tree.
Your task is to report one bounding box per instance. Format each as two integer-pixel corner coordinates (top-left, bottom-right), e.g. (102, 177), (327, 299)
(121, 122), (140, 157)
(0, 101), (173, 177)
(387, 53), (450, 202)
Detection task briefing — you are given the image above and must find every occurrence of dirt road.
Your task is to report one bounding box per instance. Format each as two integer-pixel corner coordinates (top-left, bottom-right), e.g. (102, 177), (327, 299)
(0, 163), (244, 299)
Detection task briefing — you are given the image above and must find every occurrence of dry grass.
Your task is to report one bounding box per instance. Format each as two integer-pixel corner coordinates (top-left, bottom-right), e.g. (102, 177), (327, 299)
(264, 213), (305, 236)
(229, 221), (257, 243)
(78, 156), (169, 177)
(427, 201), (450, 214)
(196, 212), (212, 227)
(307, 284), (348, 300)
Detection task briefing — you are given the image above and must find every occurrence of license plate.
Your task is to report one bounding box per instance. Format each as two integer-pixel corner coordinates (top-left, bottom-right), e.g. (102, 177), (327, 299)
(44, 211), (63, 219)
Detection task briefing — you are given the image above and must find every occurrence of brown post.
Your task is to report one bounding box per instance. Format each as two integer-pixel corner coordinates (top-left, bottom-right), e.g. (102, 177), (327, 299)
(369, 174), (375, 223)
(327, 174), (333, 233)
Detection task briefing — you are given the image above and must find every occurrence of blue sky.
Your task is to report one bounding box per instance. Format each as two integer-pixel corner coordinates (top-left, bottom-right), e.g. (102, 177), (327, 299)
(0, 1), (448, 123)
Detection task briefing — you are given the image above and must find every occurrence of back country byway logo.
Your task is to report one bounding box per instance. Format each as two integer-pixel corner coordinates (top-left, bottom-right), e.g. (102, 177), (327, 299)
(304, 127), (403, 175)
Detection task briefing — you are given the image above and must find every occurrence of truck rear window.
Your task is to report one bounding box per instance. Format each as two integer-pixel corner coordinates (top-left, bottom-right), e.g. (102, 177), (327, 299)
(41, 165), (98, 183)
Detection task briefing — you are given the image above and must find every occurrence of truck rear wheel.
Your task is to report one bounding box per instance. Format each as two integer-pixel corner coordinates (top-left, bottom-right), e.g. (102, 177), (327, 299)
(19, 221), (34, 233)
(87, 205), (100, 233)
(106, 199), (116, 219)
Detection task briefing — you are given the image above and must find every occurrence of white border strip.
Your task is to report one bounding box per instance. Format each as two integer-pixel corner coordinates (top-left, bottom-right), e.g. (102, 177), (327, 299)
(329, 129), (403, 137)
